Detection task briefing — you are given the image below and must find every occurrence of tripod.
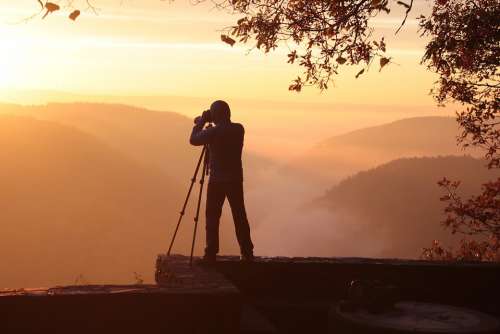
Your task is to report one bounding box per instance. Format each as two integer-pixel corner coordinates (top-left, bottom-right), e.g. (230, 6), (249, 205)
(167, 145), (209, 266)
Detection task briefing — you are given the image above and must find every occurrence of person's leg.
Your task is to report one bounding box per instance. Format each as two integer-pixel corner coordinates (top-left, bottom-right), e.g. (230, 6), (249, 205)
(205, 182), (226, 257)
(226, 182), (254, 257)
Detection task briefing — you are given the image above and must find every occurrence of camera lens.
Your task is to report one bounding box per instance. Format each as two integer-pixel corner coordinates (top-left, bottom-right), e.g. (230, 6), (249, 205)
(203, 110), (211, 122)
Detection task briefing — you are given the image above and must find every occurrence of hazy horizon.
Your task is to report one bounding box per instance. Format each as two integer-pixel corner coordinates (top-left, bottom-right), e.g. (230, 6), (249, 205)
(1, 101), (492, 288)
(0, 89), (455, 160)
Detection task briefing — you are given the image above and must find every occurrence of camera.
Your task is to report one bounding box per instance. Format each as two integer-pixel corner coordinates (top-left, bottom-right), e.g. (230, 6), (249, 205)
(202, 109), (212, 123)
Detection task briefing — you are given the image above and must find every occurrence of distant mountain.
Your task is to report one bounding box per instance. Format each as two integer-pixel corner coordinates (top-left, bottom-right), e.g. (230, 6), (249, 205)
(313, 156), (498, 258)
(289, 117), (478, 185)
(320, 116), (460, 153)
(0, 103), (197, 179)
(0, 102), (272, 185)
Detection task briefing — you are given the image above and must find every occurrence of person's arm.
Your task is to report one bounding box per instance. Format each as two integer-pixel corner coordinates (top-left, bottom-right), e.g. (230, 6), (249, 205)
(189, 120), (216, 146)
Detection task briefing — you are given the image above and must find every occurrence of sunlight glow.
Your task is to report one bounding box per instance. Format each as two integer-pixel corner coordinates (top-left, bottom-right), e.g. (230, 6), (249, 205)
(0, 29), (22, 87)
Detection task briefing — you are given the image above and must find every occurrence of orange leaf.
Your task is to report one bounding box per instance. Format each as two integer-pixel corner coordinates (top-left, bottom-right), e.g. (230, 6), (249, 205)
(45, 2), (60, 12)
(42, 2), (60, 19)
(69, 10), (81, 21)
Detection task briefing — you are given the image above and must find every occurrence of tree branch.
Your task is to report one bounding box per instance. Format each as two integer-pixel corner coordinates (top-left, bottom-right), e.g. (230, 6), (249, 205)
(395, 0), (413, 34)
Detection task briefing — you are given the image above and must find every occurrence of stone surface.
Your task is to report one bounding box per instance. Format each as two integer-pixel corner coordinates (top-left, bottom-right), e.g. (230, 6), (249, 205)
(155, 254), (238, 294)
(331, 302), (500, 333)
(1, 255), (241, 334)
(214, 255), (500, 310)
(2, 255), (499, 334)
(241, 305), (277, 334)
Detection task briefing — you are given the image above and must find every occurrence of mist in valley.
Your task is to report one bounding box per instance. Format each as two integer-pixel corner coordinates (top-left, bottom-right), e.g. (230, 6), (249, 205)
(1, 100), (495, 288)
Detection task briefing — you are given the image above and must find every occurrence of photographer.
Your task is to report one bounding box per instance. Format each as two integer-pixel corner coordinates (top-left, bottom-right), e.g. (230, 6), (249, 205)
(190, 100), (254, 264)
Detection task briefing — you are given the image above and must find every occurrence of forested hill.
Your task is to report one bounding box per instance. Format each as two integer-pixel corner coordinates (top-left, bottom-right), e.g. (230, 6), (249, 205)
(288, 117), (478, 185)
(314, 156), (497, 258)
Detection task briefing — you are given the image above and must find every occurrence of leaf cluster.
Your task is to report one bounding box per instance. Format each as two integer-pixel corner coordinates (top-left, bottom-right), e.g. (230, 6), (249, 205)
(419, 0), (500, 168)
(422, 177), (500, 262)
(211, 0), (398, 91)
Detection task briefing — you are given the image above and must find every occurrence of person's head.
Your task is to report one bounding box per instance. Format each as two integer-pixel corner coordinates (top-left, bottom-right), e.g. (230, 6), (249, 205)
(209, 100), (231, 124)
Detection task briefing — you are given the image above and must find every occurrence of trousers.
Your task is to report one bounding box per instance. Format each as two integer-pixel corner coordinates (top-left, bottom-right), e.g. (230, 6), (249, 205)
(205, 181), (254, 256)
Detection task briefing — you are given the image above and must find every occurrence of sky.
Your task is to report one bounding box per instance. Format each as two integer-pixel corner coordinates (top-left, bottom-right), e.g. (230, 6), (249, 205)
(0, 0), (442, 103)
(0, 0), (456, 158)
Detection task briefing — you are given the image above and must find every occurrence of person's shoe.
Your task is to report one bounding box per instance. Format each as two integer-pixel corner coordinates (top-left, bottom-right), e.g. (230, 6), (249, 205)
(196, 254), (216, 266)
(240, 253), (255, 263)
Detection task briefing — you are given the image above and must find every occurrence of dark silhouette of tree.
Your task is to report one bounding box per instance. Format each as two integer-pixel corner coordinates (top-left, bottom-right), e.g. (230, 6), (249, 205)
(422, 177), (500, 262)
(212, 0), (396, 92)
(418, 0), (499, 262)
(419, 0), (499, 169)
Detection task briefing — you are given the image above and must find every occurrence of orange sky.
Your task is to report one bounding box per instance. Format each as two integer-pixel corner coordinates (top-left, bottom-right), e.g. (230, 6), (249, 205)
(0, 1), (457, 158)
(0, 0), (443, 105)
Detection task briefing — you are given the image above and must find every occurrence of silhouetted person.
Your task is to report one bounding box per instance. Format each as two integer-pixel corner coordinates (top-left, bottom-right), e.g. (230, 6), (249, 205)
(190, 100), (254, 263)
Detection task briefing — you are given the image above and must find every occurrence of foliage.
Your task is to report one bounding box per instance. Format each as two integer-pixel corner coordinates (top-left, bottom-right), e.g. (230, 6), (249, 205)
(422, 238), (500, 262)
(204, 0), (406, 92)
(417, 0), (500, 262)
(422, 177), (500, 262)
(419, 0), (500, 169)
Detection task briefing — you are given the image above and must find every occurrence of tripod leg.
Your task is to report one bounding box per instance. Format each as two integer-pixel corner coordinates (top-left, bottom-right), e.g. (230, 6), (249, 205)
(190, 147), (209, 266)
(167, 146), (206, 256)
